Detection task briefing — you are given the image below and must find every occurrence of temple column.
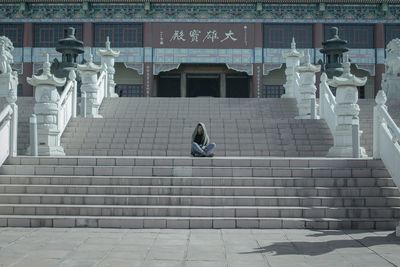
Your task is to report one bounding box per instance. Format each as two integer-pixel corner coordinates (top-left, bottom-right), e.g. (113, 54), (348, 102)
(220, 73), (226, 98)
(22, 22), (33, 96)
(180, 72), (186, 97)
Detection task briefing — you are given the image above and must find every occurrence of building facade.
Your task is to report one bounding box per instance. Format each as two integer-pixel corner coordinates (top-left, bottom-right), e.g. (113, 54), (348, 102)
(0, 0), (399, 98)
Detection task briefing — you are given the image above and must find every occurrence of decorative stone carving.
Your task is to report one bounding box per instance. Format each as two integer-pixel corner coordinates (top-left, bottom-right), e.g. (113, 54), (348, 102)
(327, 55), (367, 158)
(263, 63), (283, 76)
(295, 50), (321, 119)
(97, 36), (120, 98)
(382, 38), (400, 100)
(77, 54), (103, 118)
(153, 63), (181, 75)
(282, 38), (303, 98)
(226, 63), (253, 75)
(0, 36), (18, 100)
(124, 63), (144, 75)
(27, 54), (66, 156)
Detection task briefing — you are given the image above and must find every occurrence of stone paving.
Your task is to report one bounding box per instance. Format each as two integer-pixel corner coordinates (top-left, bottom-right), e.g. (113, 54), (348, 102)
(0, 228), (399, 267)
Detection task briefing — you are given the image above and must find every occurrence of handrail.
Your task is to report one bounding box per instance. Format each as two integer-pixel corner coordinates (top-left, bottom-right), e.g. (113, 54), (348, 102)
(58, 80), (73, 106)
(0, 104), (12, 123)
(378, 105), (400, 143)
(373, 90), (400, 189)
(0, 104), (14, 167)
(57, 70), (77, 139)
(319, 73), (337, 134)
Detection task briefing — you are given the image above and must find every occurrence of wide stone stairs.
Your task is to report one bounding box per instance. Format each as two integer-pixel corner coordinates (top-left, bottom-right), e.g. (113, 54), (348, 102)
(61, 98), (333, 157)
(0, 97), (399, 229)
(0, 156), (399, 229)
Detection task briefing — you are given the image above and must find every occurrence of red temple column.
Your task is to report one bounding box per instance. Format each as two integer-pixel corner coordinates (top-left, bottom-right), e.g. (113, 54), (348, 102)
(374, 23), (385, 96)
(83, 22), (93, 47)
(22, 22), (33, 96)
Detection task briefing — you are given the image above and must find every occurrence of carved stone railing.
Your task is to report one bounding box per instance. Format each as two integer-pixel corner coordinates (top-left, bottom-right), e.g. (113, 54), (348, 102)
(373, 90), (400, 237)
(57, 70), (77, 139)
(319, 72), (337, 134)
(96, 65), (107, 107)
(0, 102), (17, 167)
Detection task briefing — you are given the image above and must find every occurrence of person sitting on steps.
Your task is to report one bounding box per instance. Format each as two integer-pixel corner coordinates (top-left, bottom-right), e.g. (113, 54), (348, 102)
(191, 122), (216, 157)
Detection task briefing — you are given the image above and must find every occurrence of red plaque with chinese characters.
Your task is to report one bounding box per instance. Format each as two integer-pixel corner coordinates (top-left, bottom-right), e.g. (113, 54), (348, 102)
(150, 23), (255, 49)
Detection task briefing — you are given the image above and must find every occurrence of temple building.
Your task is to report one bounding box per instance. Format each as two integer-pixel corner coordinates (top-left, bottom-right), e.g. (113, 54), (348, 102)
(0, 0), (399, 98)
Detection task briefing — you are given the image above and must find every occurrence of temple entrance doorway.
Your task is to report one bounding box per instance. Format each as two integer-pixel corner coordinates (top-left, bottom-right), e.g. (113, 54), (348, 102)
(226, 75), (250, 98)
(157, 75), (181, 97)
(187, 74), (220, 97)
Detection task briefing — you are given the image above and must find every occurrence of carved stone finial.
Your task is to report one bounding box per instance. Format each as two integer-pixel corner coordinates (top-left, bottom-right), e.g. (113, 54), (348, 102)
(68, 69), (76, 81)
(89, 52), (93, 63)
(106, 36), (111, 50)
(321, 72), (328, 83)
(291, 37), (296, 50)
(6, 87), (17, 104)
(342, 54), (351, 76)
(43, 53), (51, 76)
(375, 90), (387, 106)
(305, 49), (311, 65)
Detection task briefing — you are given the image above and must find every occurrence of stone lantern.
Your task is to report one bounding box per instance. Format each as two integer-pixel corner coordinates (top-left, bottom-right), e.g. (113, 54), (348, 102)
(77, 54), (103, 118)
(327, 55), (367, 158)
(27, 54), (66, 156)
(320, 27), (349, 79)
(52, 27), (84, 80)
(296, 50), (321, 119)
(282, 38), (303, 98)
(97, 36), (120, 98)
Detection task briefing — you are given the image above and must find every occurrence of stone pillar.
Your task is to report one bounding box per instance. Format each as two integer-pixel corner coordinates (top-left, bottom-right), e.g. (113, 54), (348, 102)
(220, 73), (226, 98)
(296, 50), (321, 119)
(97, 36), (120, 98)
(77, 54), (103, 118)
(6, 81), (18, 157)
(27, 54), (66, 156)
(180, 72), (186, 97)
(327, 56), (367, 158)
(282, 38), (303, 98)
(144, 62), (153, 97)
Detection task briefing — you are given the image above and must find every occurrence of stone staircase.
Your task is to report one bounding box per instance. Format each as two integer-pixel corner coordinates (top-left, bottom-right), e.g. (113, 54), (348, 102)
(0, 156), (399, 229)
(1, 97), (399, 229)
(61, 98), (333, 157)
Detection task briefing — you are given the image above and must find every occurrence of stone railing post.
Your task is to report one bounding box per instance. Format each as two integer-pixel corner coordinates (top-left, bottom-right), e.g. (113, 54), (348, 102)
(27, 54), (66, 156)
(327, 56), (367, 158)
(282, 37), (303, 98)
(97, 36), (120, 98)
(373, 90), (387, 159)
(296, 50), (321, 119)
(77, 54), (103, 118)
(6, 86), (18, 157)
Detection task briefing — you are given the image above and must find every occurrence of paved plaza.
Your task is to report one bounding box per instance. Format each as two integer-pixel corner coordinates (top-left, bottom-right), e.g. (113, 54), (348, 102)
(0, 228), (398, 267)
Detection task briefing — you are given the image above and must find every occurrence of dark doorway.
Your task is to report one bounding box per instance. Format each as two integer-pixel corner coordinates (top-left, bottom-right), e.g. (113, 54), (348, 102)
(187, 74), (220, 97)
(226, 75), (250, 97)
(158, 75), (181, 97)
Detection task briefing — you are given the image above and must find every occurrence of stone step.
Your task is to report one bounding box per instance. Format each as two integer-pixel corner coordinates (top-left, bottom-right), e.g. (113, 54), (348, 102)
(0, 204), (399, 219)
(0, 184), (398, 197)
(0, 175), (393, 187)
(0, 215), (397, 230)
(0, 164), (389, 178)
(1, 194), (399, 207)
(6, 157), (385, 168)
(62, 149), (328, 157)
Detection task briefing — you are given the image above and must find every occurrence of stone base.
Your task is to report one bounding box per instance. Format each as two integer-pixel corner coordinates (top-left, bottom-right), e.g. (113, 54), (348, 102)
(86, 114), (103, 118)
(0, 72), (18, 98)
(327, 146), (367, 158)
(397, 222), (400, 237)
(27, 145), (65, 156)
(109, 93), (119, 98)
(295, 115), (320, 120)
